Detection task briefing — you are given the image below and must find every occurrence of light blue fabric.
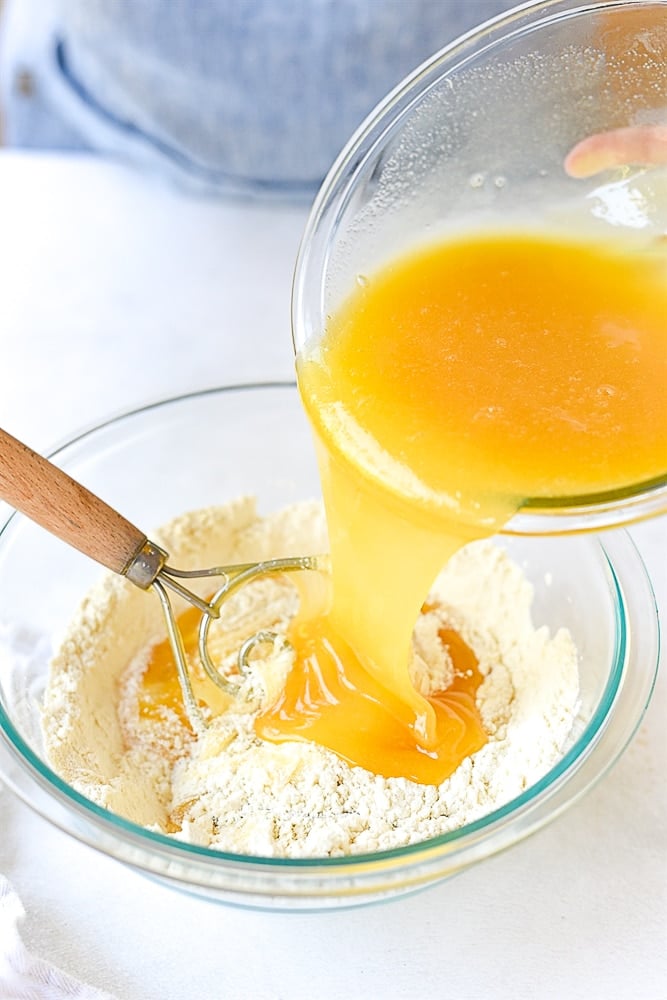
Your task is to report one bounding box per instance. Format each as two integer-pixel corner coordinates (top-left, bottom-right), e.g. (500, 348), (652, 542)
(0, 0), (516, 198)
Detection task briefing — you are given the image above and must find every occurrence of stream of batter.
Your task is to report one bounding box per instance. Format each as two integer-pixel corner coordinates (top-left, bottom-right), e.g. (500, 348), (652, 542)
(252, 229), (666, 782)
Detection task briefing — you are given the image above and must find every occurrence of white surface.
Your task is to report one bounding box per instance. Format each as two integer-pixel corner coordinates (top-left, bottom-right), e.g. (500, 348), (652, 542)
(0, 151), (665, 1000)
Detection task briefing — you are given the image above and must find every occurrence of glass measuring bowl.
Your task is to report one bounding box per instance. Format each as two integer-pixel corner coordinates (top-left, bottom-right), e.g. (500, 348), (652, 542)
(292, 0), (667, 534)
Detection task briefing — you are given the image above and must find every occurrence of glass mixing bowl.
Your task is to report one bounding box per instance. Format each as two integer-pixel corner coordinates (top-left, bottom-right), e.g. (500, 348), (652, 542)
(0, 385), (659, 909)
(292, 0), (667, 533)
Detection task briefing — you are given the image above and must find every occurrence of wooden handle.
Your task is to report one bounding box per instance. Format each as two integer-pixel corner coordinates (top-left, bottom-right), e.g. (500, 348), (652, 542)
(0, 427), (147, 576)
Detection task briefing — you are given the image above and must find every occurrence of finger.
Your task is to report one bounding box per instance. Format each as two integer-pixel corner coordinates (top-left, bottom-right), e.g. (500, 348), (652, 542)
(564, 124), (667, 178)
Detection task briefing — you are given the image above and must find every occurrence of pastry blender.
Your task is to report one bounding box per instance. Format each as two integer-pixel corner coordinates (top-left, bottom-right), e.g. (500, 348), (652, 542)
(0, 427), (321, 731)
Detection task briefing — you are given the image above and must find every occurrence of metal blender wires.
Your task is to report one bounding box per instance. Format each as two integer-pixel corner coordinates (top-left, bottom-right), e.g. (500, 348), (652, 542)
(0, 427), (322, 732)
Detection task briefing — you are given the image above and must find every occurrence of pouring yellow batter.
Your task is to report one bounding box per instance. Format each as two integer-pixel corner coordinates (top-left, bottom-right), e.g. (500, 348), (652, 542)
(255, 230), (667, 782)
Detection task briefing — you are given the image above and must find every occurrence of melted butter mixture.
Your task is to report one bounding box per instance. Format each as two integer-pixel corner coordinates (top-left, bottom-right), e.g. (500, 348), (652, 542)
(138, 604), (230, 728)
(256, 609), (486, 783)
(283, 231), (666, 779)
(139, 231), (666, 786)
(138, 592), (486, 785)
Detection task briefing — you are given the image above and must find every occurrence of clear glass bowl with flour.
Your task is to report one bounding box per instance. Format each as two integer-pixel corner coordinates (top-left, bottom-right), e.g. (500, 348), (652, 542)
(0, 384), (660, 909)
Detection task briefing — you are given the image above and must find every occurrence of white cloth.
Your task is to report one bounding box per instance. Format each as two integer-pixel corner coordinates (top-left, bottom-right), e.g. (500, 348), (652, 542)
(0, 876), (116, 1000)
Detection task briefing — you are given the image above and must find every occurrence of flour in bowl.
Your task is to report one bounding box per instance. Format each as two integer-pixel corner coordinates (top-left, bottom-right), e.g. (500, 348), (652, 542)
(42, 498), (580, 858)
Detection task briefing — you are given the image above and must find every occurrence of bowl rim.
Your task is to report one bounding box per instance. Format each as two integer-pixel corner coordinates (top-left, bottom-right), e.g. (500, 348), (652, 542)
(0, 384), (660, 885)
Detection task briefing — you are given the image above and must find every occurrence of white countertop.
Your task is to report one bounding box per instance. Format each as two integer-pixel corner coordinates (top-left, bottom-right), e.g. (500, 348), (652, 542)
(0, 151), (665, 1000)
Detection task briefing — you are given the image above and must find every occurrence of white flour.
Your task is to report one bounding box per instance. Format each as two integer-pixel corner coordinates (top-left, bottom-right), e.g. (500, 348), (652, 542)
(42, 498), (580, 858)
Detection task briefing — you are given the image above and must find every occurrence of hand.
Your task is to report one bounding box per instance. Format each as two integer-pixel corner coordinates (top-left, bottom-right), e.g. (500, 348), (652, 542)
(564, 124), (667, 178)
